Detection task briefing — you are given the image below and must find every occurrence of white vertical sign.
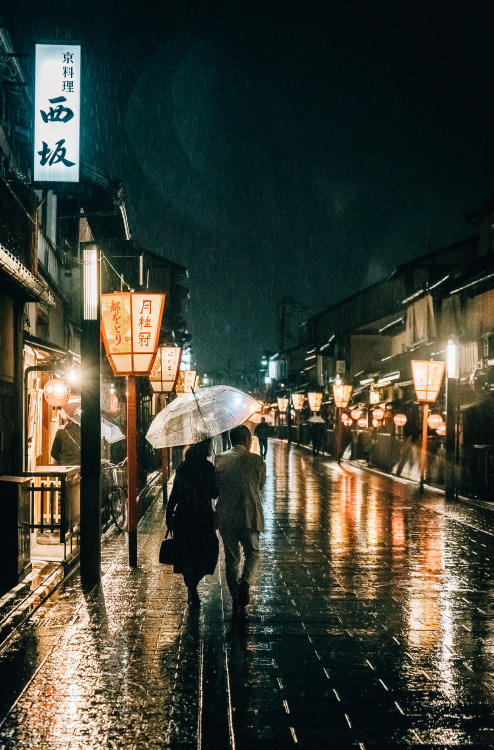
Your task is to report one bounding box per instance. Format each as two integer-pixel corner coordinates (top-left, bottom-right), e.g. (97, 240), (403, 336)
(34, 44), (81, 182)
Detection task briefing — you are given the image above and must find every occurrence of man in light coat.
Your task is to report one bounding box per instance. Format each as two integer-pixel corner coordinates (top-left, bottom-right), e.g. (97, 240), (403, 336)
(215, 424), (266, 610)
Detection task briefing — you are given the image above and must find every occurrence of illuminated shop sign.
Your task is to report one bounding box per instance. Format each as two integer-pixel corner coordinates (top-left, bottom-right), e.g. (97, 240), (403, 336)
(34, 44), (81, 182)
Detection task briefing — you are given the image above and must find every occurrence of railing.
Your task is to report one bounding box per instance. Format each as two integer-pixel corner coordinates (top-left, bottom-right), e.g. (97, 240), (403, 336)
(22, 466), (80, 559)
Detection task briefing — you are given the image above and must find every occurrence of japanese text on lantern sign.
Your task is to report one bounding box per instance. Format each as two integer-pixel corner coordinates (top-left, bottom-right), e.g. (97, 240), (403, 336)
(137, 300), (153, 347)
(34, 44), (81, 182)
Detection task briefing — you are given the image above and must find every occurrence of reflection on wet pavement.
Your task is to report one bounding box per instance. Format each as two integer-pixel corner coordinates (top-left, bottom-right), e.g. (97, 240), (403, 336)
(1, 440), (494, 747)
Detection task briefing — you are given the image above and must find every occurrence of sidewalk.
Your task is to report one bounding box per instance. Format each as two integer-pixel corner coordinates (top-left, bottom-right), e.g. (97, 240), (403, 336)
(1, 443), (494, 747)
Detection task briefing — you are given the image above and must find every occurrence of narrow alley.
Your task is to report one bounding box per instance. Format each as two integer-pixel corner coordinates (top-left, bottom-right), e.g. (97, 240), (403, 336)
(0, 441), (494, 749)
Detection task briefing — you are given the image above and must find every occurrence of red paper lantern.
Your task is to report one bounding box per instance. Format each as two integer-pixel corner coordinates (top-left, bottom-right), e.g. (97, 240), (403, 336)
(357, 417), (367, 428)
(350, 408), (361, 420)
(393, 413), (407, 427)
(427, 413), (443, 430)
(43, 377), (70, 407)
(436, 423), (446, 436)
(372, 407), (384, 421)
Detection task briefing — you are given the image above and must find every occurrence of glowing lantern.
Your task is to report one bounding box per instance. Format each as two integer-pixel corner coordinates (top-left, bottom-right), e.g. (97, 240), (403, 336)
(101, 292), (165, 376)
(372, 419), (379, 427)
(427, 413), (443, 430)
(332, 384), (352, 408)
(308, 392), (323, 411)
(393, 413), (407, 427)
(175, 370), (197, 394)
(357, 417), (367, 428)
(292, 393), (305, 410)
(411, 360), (446, 403)
(277, 397), (289, 412)
(44, 377), (70, 407)
(109, 392), (119, 414)
(436, 423), (446, 436)
(149, 346), (182, 392)
(350, 408), (361, 420)
(372, 407), (384, 421)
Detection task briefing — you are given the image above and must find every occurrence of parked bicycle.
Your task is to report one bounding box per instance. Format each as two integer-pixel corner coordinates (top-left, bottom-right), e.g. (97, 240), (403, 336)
(102, 458), (127, 531)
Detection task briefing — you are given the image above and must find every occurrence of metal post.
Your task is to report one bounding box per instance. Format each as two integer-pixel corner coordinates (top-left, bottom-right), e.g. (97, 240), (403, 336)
(127, 375), (138, 566)
(419, 402), (429, 493)
(80, 318), (101, 587)
(445, 376), (458, 502)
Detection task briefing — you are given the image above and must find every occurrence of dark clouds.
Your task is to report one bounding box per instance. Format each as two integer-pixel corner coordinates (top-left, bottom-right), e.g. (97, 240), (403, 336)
(5, 0), (494, 369)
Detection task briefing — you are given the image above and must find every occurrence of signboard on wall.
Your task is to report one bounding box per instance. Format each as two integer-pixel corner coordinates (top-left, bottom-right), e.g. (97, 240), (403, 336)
(34, 44), (81, 182)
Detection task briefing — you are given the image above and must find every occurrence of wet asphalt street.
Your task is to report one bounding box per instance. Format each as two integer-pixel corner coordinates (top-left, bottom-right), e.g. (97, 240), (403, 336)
(1, 440), (494, 748)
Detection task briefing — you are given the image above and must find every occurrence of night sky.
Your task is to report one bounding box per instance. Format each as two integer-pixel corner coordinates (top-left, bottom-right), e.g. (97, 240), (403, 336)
(4, 0), (494, 372)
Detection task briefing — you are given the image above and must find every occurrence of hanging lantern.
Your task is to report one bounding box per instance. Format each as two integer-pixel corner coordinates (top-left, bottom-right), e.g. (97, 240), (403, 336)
(372, 407), (385, 421)
(427, 413), (443, 430)
(101, 292), (165, 376)
(393, 413), (407, 427)
(372, 418), (379, 427)
(308, 392), (323, 411)
(357, 417), (367, 428)
(436, 423), (446, 436)
(350, 407), (361, 421)
(149, 346), (182, 392)
(43, 377), (70, 407)
(292, 393), (305, 410)
(277, 396), (289, 412)
(175, 370), (197, 394)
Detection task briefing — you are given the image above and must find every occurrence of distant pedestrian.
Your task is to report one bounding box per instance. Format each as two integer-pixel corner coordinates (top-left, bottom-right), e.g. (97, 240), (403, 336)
(165, 438), (219, 608)
(51, 416), (81, 466)
(254, 417), (270, 459)
(215, 425), (266, 611)
(309, 420), (324, 456)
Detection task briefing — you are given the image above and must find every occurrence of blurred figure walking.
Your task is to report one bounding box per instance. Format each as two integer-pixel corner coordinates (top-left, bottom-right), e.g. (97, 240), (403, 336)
(254, 417), (270, 459)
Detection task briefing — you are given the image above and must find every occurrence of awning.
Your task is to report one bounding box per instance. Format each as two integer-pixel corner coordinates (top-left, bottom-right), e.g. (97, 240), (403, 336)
(0, 243), (54, 306)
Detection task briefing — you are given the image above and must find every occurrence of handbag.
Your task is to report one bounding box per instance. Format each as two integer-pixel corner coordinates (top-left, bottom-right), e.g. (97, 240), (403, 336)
(159, 530), (174, 565)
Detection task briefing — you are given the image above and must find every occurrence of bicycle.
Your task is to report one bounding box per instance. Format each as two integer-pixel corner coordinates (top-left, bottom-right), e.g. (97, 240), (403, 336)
(102, 458), (128, 531)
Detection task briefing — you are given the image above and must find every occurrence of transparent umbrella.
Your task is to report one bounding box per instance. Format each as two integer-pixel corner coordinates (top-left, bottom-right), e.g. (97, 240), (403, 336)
(70, 410), (125, 443)
(146, 385), (261, 448)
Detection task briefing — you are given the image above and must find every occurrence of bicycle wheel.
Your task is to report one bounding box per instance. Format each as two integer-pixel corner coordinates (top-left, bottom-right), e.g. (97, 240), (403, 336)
(110, 487), (127, 531)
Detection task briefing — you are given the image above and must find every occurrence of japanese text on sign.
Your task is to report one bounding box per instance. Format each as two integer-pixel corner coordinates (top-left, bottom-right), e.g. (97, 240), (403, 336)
(34, 45), (81, 182)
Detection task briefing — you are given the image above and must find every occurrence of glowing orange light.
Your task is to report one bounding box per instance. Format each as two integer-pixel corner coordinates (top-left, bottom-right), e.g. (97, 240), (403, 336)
(436, 423), (446, 436)
(350, 408), (361, 420)
(411, 360), (445, 403)
(427, 413), (443, 430)
(394, 413), (407, 427)
(357, 417), (367, 428)
(372, 407), (384, 421)
(44, 377), (70, 407)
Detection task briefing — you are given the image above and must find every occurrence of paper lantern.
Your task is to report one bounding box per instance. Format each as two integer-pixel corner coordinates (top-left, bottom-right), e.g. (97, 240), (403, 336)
(427, 413), (443, 430)
(372, 407), (384, 421)
(393, 413), (407, 427)
(308, 392), (323, 411)
(292, 393), (305, 410)
(277, 397), (289, 412)
(350, 408), (361, 420)
(436, 423), (446, 436)
(357, 417), (367, 428)
(149, 346), (182, 392)
(101, 292), (165, 376)
(332, 384), (352, 408)
(44, 377), (70, 407)
(411, 360), (446, 403)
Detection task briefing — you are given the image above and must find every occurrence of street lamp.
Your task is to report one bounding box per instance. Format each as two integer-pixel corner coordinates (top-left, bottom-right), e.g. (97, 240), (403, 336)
(308, 392), (322, 412)
(445, 339), (459, 501)
(292, 393), (305, 444)
(101, 291), (165, 566)
(80, 243), (101, 587)
(333, 383), (352, 463)
(411, 359), (446, 493)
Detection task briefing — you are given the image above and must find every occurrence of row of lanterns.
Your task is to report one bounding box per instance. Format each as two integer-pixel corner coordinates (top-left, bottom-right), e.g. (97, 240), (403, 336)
(340, 405), (446, 435)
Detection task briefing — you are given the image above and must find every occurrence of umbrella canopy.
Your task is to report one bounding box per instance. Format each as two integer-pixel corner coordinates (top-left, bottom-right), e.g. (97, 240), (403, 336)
(70, 410), (125, 444)
(146, 385), (261, 448)
(248, 411), (275, 425)
(307, 415), (325, 423)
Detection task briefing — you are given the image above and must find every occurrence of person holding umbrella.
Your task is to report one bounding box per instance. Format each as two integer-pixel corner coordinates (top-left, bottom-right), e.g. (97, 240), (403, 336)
(165, 438), (219, 608)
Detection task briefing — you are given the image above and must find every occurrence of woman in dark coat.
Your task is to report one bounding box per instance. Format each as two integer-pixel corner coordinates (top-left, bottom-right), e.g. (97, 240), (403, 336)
(166, 438), (219, 607)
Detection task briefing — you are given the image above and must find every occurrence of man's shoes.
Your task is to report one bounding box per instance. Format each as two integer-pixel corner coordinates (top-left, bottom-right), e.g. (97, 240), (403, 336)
(187, 588), (200, 608)
(238, 580), (250, 608)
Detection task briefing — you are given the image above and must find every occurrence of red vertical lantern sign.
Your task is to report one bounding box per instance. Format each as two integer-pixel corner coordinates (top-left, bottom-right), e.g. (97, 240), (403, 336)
(101, 292), (165, 566)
